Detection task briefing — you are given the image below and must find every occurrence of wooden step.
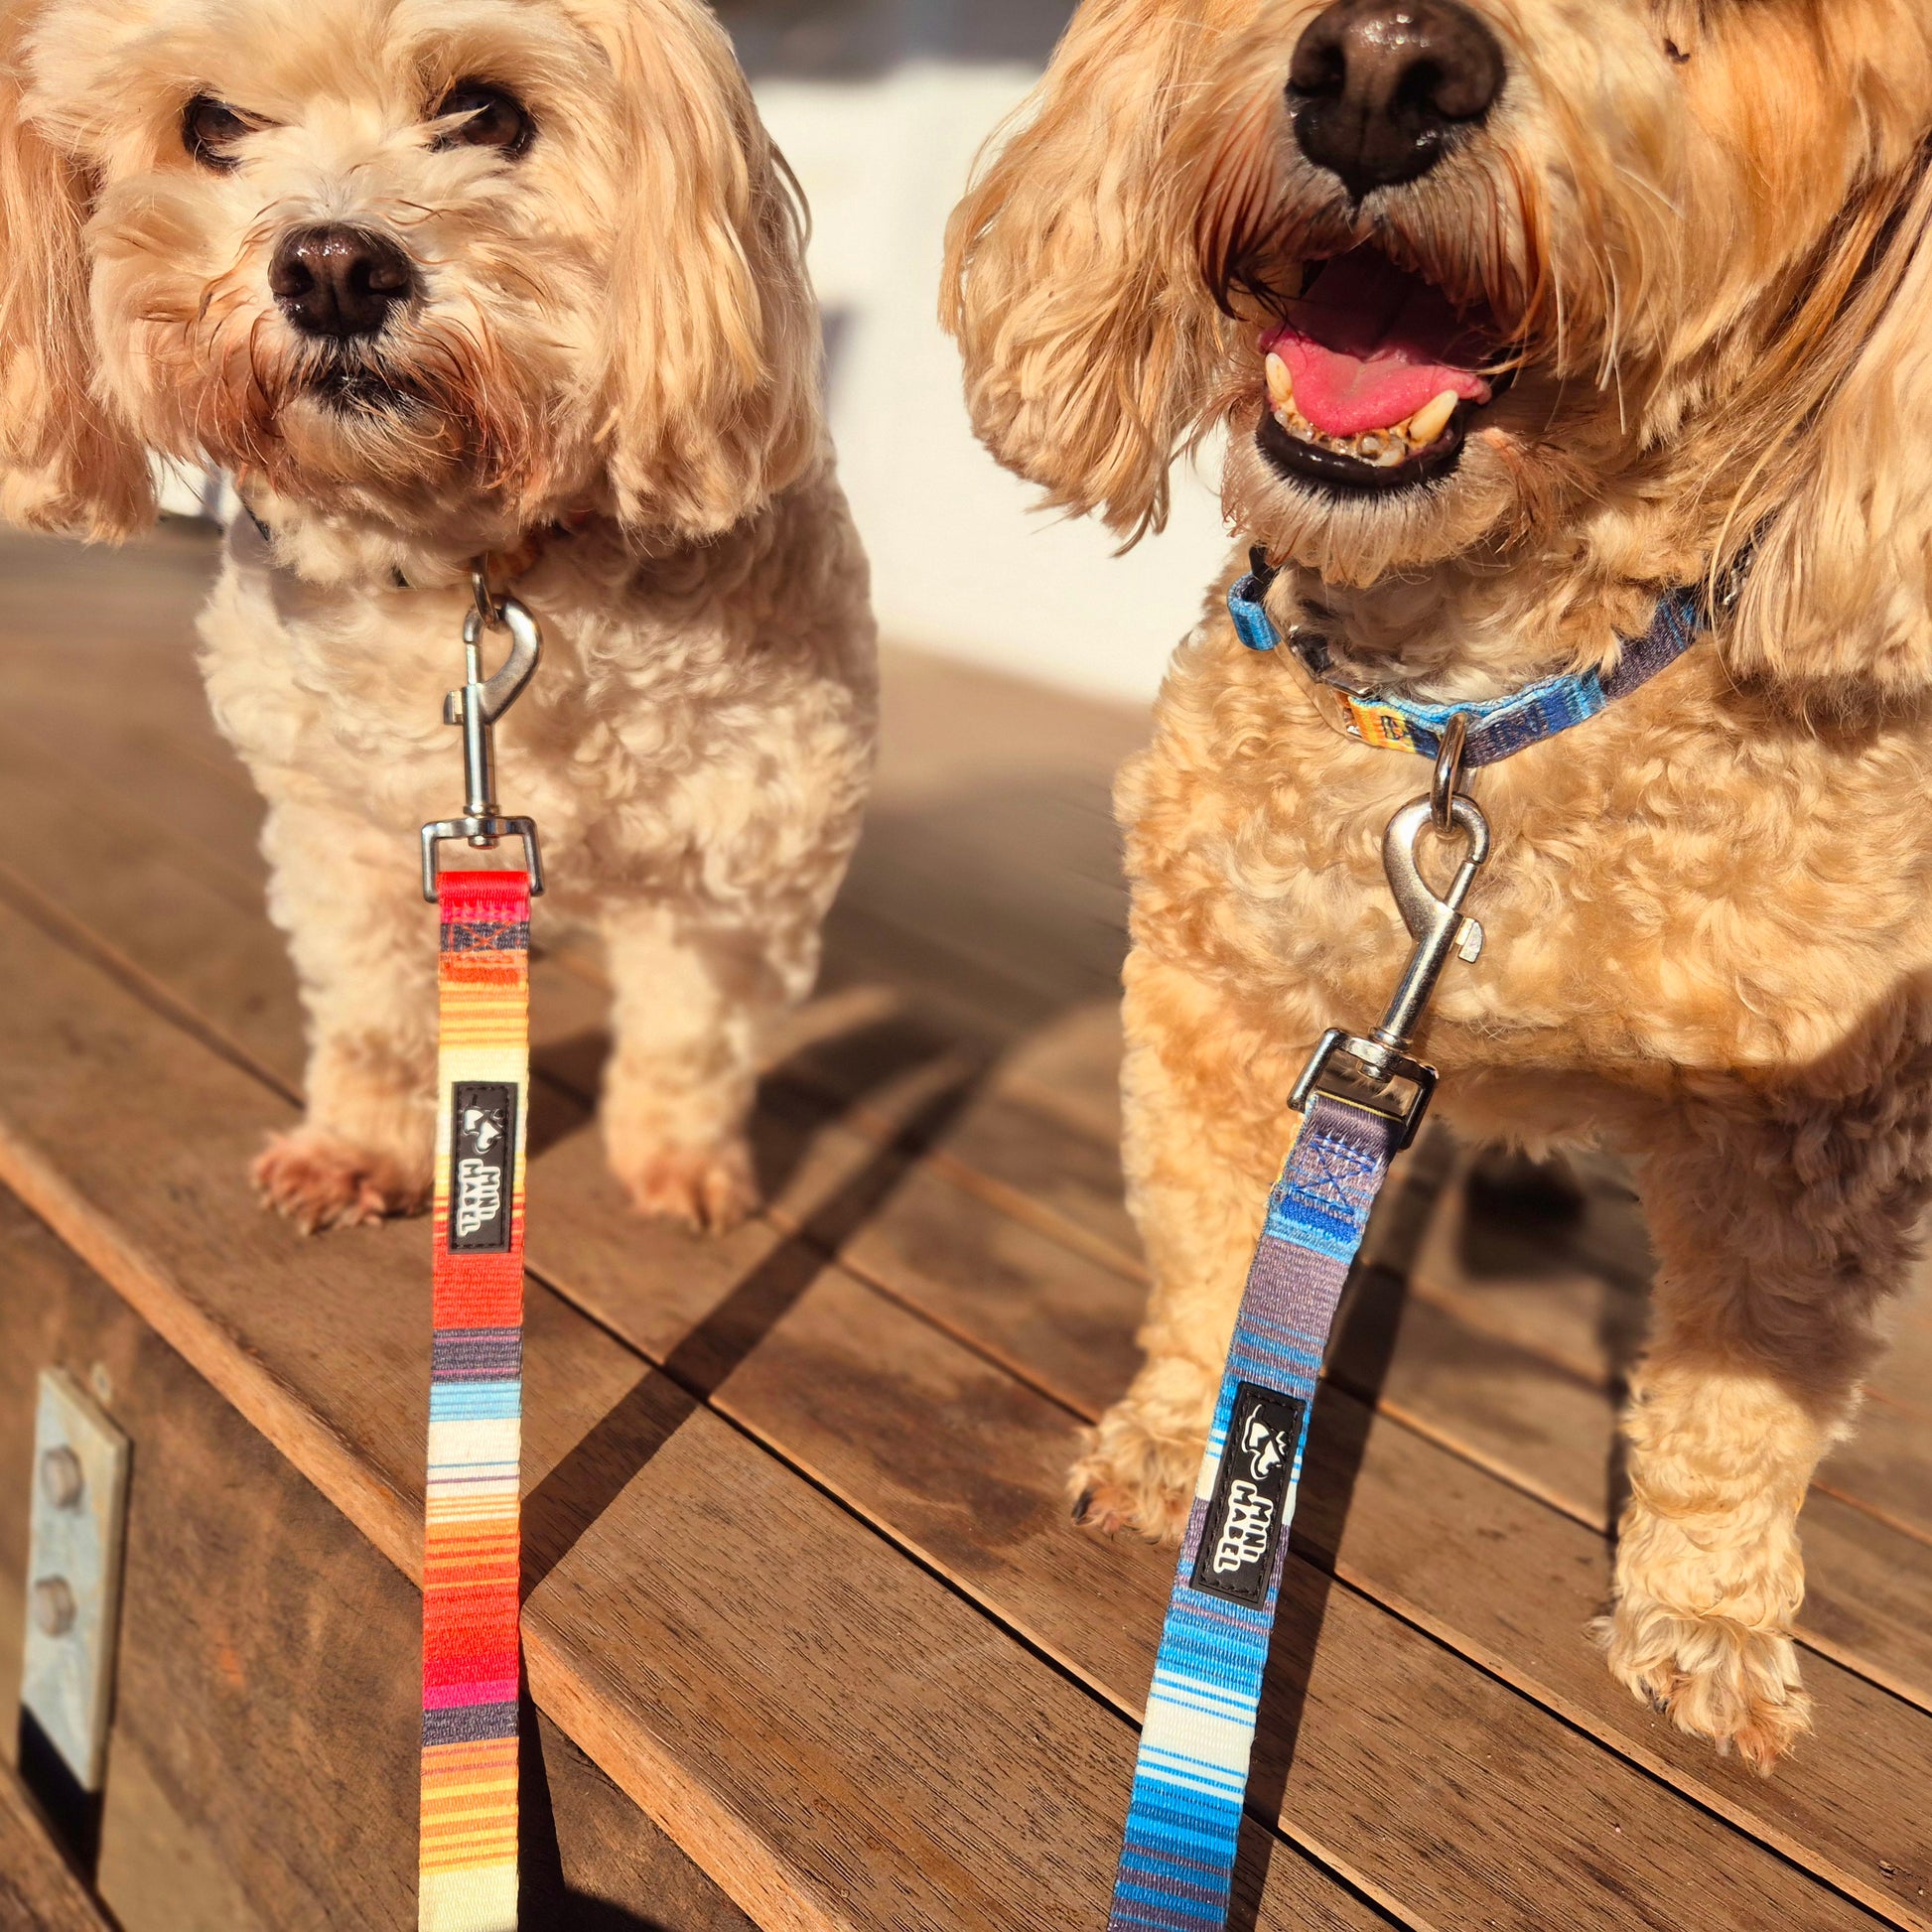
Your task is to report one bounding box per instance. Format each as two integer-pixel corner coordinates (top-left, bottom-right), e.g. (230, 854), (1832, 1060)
(0, 1186), (755, 1932)
(0, 525), (1923, 1928)
(4, 558), (1929, 1709)
(0, 897), (1388, 1929)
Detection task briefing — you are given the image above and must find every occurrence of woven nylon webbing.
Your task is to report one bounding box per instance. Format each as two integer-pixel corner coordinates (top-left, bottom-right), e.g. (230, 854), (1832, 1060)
(1227, 559), (1707, 768)
(1108, 1092), (1401, 1931)
(420, 871), (531, 1932)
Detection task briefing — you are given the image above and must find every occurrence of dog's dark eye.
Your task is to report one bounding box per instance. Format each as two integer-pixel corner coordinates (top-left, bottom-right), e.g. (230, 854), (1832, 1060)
(431, 81), (533, 157)
(183, 95), (251, 170)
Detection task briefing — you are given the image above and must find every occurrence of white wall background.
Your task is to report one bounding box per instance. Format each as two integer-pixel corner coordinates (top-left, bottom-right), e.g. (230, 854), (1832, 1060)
(737, 5), (1230, 704)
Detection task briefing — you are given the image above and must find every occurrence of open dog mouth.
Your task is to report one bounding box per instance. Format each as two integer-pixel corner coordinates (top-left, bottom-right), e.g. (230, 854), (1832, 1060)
(1257, 244), (1500, 493)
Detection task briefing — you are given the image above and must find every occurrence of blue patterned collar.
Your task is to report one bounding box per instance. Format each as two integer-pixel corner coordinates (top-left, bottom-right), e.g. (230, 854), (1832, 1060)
(1228, 548), (1728, 767)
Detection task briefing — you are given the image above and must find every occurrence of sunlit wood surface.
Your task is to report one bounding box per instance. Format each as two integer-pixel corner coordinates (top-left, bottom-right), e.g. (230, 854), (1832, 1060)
(0, 524), (1927, 1930)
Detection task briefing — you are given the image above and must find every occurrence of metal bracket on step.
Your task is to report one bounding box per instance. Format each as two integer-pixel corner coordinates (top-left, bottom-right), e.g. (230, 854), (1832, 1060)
(20, 1370), (129, 1794)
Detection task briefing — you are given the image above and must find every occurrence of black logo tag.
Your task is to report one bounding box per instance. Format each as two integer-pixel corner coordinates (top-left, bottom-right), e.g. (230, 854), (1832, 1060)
(1189, 1383), (1307, 1605)
(448, 1081), (518, 1254)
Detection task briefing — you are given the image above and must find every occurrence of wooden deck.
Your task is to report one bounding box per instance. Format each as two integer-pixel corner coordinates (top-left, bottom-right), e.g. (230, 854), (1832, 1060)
(0, 522), (1929, 1929)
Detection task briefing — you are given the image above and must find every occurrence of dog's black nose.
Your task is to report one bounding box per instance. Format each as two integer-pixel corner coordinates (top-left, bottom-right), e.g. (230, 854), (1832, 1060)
(269, 224), (414, 338)
(1288, 0), (1504, 199)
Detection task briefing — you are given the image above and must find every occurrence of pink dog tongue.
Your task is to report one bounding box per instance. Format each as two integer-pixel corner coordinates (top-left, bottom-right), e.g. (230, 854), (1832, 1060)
(1266, 248), (1493, 438)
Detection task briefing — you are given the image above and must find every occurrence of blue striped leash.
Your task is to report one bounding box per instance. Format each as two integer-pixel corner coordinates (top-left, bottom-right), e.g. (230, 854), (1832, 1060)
(1107, 794), (1488, 1932)
(1107, 554), (1734, 1928)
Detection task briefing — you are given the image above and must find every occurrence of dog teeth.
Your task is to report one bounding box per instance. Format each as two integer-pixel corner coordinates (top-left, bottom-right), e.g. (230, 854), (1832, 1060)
(1406, 388), (1459, 446)
(1266, 376), (1467, 470)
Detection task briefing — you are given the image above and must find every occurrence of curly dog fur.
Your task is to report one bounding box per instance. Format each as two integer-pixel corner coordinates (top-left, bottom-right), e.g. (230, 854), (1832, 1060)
(0, 0), (876, 1233)
(945, 0), (1932, 1769)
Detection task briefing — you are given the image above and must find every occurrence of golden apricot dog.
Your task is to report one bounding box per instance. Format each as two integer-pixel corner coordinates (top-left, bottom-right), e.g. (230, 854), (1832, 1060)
(0, 0), (876, 1235)
(946, 0), (1932, 1769)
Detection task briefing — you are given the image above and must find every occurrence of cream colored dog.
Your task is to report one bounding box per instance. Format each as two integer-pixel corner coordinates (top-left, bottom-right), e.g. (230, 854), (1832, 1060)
(947, 0), (1932, 1769)
(0, 0), (877, 1234)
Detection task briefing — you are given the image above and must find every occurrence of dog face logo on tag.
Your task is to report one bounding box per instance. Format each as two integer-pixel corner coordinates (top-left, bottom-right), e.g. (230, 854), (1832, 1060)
(1190, 1383), (1306, 1605)
(449, 1081), (518, 1254)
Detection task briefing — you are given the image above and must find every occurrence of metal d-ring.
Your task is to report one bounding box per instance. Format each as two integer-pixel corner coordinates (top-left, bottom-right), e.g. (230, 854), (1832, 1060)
(472, 563), (501, 632)
(1432, 712), (1470, 836)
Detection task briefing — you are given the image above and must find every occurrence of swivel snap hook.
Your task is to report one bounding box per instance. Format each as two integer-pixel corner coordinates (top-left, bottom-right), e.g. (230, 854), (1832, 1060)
(1289, 790), (1492, 1149)
(1376, 793), (1490, 1052)
(420, 569), (546, 903)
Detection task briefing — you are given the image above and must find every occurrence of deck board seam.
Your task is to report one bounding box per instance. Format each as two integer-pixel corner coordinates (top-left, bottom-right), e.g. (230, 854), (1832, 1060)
(0, 715), (269, 911)
(0, 857), (302, 1104)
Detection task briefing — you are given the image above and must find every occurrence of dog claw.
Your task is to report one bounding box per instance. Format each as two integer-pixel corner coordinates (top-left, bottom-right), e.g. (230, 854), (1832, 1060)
(1072, 1487), (1095, 1525)
(252, 1130), (426, 1234)
(612, 1138), (759, 1233)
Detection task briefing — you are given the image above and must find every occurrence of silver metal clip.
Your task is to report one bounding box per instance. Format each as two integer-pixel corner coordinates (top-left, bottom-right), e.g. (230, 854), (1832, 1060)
(1290, 792), (1491, 1149)
(420, 569), (546, 902)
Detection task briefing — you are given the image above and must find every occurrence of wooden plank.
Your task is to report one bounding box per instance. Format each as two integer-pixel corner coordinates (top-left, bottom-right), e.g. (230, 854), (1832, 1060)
(1378, 1143), (1932, 1556)
(0, 907), (643, 1580)
(1289, 1293), (1932, 1927)
(486, 1078), (1930, 1925)
(0, 877), (1359, 1916)
(693, 1265), (1926, 1929)
(0, 1758), (107, 1932)
(839, 637), (1138, 1025)
(94, 1737), (271, 1932)
(0, 543), (1925, 1918)
(759, 1005), (1144, 1277)
(0, 526), (1142, 1204)
(0, 534), (1162, 1436)
(0, 693), (1153, 1299)
(0, 730), (1153, 1426)
(0, 541), (269, 892)
(27, 581), (1930, 1665)
(487, 977), (1932, 1922)
(3, 529), (1916, 1916)
(527, 1379), (1378, 1932)
(0, 1179), (766, 1931)
(0, 897), (1384, 1932)
(534, 1719), (760, 1932)
(534, 872), (1932, 1696)
(1, 1192), (422, 1927)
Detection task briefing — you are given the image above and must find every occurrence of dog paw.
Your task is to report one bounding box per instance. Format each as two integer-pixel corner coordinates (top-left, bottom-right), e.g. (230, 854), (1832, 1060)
(1595, 1594), (1811, 1774)
(614, 1138), (759, 1233)
(252, 1131), (428, 1235)
(1069, 1394), (1202, 1544)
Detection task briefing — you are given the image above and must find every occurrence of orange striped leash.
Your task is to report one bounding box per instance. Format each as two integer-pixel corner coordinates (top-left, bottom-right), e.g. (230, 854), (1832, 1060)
(418, 570), (544, 1931)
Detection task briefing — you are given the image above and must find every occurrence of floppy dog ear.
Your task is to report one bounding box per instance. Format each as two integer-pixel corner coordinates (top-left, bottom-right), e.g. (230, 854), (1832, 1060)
(584, 0), (818, 540)
(941, 0), (1229, 544)
(1722, 167), (1932, 702)
(0, 31), (152, 537)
